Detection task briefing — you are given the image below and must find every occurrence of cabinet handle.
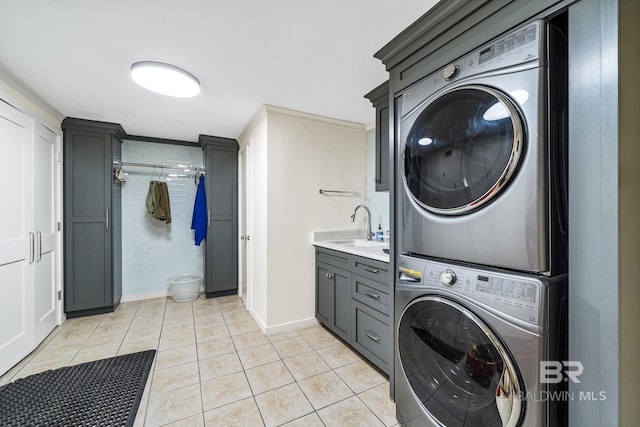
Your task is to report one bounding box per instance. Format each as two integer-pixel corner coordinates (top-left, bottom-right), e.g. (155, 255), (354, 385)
(360, 265), (379, 274)
(325, 273), (334, 279)
(36, 231), (42, 262)
(364, 330), (380, 343)
(364, 290), (380, 300)
(208, 209), (211, 229)
(105, 208), (109, 232)
(29, 232), (34, 264)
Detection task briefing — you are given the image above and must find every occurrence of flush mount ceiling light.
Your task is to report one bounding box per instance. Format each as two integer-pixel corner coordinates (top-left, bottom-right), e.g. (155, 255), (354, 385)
(131, 61), (200, 97)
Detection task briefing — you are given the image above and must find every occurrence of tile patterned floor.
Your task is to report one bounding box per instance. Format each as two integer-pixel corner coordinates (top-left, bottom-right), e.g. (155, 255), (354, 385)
(0, 295), (398, 427)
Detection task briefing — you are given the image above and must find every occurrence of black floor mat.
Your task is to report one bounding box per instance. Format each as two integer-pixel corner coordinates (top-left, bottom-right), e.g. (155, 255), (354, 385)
(0, 349), (155, 427)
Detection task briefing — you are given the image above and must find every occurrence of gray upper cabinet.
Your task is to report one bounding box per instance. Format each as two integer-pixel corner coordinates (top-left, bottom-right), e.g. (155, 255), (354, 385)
(62, 118), (124, 317)
(365, 81), (390, 192)
(200, 135), (239, 298)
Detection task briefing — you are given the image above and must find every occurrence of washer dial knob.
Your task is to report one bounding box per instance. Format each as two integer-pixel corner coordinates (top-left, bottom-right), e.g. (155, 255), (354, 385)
(443, 64), (459, 80)
(439, 269), (457, 286)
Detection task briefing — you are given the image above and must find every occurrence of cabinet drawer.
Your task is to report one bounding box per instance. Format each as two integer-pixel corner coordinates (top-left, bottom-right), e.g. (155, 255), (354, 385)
(354, 257), (389, 283)
(316, 248), (351, 269)
(352, 301), (390, 374)
(352, 274), (389, 315)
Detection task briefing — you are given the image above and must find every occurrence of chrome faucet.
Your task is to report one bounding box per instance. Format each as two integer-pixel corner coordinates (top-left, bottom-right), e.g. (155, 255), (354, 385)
(350, 204), (374, 240)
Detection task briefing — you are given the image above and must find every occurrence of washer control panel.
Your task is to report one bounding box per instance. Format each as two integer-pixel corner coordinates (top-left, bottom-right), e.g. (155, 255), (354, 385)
(398, 255), (542, 325)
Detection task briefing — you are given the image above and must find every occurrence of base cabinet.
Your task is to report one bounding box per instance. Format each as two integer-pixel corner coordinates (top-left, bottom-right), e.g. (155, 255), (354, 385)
(315, 247), (391, 374)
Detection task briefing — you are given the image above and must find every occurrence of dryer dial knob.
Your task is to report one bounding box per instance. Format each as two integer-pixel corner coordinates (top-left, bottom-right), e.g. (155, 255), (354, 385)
(440, 269), (457, 285)
(443, 64), (459, 80)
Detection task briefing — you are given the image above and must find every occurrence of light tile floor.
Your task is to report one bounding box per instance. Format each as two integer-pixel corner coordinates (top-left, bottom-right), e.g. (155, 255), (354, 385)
(0, 295), (398, 427)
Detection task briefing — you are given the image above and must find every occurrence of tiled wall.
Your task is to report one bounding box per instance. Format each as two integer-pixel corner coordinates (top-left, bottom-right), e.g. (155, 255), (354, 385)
(365, 128), (390, 236)
(121, 140), (205, 300)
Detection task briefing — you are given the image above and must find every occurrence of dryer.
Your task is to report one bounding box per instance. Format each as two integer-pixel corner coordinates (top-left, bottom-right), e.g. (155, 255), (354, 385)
(395, 255), (568, 427)
(398, 20), (568, 275)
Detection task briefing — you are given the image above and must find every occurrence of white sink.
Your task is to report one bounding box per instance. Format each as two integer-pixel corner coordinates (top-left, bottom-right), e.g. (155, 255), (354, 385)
(327, 239), (386, 248)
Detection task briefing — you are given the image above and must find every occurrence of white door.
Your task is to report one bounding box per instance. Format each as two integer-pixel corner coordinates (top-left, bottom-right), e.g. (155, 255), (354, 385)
(0, 101), (35, 375)
(238, 145), (252, 309)
(33, 124), (58, 343)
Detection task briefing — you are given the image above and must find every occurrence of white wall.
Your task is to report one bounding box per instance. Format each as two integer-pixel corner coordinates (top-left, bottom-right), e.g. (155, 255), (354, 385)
(121, 140), (204, 300)
(239, 105), (366, 332)
(267, 107), (366, 329)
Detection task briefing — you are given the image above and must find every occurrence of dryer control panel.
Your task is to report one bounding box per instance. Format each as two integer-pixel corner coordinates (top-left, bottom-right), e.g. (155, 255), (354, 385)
(400, 20), (544, 120)
(398, 255), (542, 325)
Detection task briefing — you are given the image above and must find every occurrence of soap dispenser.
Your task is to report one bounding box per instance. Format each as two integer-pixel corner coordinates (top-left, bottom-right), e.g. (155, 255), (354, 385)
(375, 224), (383, 241)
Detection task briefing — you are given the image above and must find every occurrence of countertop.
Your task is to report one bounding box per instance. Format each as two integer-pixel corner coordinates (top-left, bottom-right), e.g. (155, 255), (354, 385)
(313, 238), (390, 263)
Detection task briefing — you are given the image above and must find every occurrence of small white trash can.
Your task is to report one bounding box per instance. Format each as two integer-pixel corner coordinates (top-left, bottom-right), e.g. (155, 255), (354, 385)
(168, 274), (203, 302)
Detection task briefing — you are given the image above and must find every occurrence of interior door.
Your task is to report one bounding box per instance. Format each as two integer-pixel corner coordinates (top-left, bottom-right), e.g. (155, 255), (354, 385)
(238, 145), (251, 309)
(0, 101), (35, 375)
(33, 123), (58, 343)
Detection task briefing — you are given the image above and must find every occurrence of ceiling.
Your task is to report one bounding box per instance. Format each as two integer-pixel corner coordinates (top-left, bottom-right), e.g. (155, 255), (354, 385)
(0, 0), (439, 142)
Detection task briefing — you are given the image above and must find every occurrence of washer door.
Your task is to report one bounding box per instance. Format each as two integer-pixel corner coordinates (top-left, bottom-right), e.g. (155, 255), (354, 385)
(398, 296), (524, 427)
(403, 85), (525, 215)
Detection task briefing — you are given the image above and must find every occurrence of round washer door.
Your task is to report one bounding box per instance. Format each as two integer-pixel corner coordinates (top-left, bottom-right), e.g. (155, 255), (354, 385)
(397, 296), (524, 427)
(403, 85), (525, 215)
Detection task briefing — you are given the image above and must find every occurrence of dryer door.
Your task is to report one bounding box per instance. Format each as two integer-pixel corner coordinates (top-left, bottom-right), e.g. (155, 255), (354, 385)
(403, 86), (525, 215)
(397, 296), (524, 427)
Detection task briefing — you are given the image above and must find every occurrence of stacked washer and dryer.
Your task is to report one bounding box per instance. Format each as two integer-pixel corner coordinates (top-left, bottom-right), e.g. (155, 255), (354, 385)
(394, 19), (569, 427)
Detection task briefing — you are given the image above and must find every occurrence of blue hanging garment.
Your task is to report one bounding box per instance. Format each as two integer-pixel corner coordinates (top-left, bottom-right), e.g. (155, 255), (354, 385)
(191, 175), (207, 245)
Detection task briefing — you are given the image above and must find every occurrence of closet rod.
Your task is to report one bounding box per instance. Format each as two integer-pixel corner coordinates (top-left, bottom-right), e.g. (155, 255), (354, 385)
(113, 161), (205, 172)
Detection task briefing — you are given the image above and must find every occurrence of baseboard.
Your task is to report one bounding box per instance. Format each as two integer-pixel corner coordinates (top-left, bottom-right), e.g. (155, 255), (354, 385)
(263, 317), (320, 336)
(120, 290), (170, 303)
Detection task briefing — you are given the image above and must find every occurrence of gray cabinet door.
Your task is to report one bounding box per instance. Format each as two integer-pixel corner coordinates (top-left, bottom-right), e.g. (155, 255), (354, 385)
(62, 118), (124, 316)
(316, 260), (352, 342)
(375, 102), (390, 191)
(332, 266), (352, 341)
(315, 262), (333, 325)
(201, 136), (239, 297)
(365, 81), (390, 192)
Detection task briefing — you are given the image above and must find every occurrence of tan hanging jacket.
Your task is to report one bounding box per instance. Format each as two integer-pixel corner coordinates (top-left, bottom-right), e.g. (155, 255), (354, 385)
(153, 182), (172, 224)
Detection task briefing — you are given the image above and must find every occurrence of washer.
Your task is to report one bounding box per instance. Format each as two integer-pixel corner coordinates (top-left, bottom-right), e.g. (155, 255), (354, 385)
(398, 20), (568, 275)
(395, 255), (567, 427)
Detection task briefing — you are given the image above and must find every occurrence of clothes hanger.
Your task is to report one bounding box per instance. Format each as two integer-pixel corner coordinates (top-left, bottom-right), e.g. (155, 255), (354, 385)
(150, 166), (159, 182)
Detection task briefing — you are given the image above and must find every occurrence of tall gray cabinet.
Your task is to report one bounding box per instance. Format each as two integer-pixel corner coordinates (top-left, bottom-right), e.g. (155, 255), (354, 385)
(199, 135), (239, 298)
(62, 118), (124, 317)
